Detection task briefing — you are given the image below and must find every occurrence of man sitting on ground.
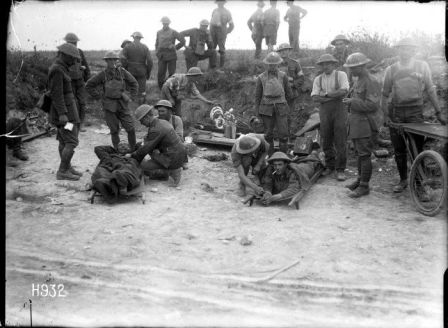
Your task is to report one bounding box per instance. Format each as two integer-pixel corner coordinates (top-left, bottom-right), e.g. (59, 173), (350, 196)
(91, 142), (143, 204)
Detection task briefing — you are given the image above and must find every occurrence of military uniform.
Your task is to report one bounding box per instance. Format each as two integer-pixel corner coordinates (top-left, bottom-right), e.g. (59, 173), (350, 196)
(67, 47), (89, 125)
(161, 73), (202, 117)
(210, 6), (234, 67)
(85, 66), (138, 150)
(263, 7), (280, 50)
(255, 70), (293, 154)
(231, 133), (269, 177)
(247, 7), (265, 59)
(155, 27), (185, 89)
(284, 4), (306, 53)
(262, 165), (301, 199)
(122, 42), (153, 101)
(348, 73), (381, 188)
(132, 118), (187, 173)
(279, 56), (304, 128)
(180, 28), (217, 70)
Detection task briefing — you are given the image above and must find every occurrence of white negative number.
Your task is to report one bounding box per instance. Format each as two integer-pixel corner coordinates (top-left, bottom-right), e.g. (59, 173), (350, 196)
(57, 284), (67, 297)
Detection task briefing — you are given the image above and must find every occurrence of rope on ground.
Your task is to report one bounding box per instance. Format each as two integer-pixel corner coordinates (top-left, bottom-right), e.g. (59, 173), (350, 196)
(252, 257), (303, 283)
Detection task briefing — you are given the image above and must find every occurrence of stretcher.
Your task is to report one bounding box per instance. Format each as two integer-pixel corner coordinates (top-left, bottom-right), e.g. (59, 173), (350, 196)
(89, 176), (146, 204)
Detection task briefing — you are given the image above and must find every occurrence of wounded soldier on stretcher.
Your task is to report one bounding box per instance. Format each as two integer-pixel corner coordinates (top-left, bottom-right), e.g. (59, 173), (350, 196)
(255, 150), (323, 206)
(91, 142), (143, 204)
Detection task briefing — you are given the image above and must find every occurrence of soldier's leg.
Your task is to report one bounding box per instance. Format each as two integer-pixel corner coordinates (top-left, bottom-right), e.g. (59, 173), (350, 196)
(333, 104), (348, 173)
(260, 114), (275, 156)
(210, 26), (219, 51)
(254, 33), (263, 59)
(203, 50), (217, 70)
(104, 110), (121, 149)
(275, 105), (290, 154)
(217, 27), (227, 67)
(6, 117), (29, 161)
(348, 137), (373, 198)
(167, 59), (176, 78)
(56, 125), (80, 181)
(136, 76), (147, 104)
(157, 60), (168, 90)
(140, 159), (169, 180)
(117, 108), (136, 151)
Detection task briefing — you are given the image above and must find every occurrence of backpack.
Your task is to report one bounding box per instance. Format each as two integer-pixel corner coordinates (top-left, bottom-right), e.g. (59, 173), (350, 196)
(390, 61), (424, 104)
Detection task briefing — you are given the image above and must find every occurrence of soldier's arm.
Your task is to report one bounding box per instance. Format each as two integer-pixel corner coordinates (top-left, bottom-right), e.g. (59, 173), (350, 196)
(254, 77), (263, 115)
(49, 69), (68, 116)
(381, 67), (393, 120)
(275, 172), (301, 200)
(206, 32), (214, 50)
(327, 71), (349, 98)
(174, 30), (186, 50)
(145, 46), (153, 78)
(94, 145), (116, 161)
(421, 61), (442, 114)
(261, 166), (274, 193)
(247, 14), (254, 31)
(174, 116), (184, 139)
(155, 32), (159, 51)
(122, 69), (139, 99)
(79, 49), (91, 81)
(294, 60), (305, 88)
(85, 71), (105, 98)
(226, 12), (234, 34)
(299, 6), (308, 19)
(350, 80), (380, 114)
(161, 83), (176, 105)
(283, 73), (294, 102)
(132, 129), (163, 162)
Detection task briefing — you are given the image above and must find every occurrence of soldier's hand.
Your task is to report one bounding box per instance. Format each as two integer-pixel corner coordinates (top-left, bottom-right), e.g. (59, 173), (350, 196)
(252, 165), (261, 175)
(436, 112), (447, 125)
(59, 114), (68, 125)
(125, 153), (132, 158)
(254, 186), (264, 195)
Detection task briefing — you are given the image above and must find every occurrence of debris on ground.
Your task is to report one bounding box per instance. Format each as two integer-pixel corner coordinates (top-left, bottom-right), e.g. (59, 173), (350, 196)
(202, 153), (228, 162)
(200, 182), (215, 193)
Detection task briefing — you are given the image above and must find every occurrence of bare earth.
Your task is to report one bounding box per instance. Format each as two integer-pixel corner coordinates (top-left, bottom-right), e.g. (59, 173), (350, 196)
(5, 125), (446, 327)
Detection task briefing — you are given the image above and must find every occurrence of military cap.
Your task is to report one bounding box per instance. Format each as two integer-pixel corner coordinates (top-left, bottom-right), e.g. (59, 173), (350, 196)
(267, 151), (292, 163)
(276, 43), (293, 52)
(199, 19), (210, 26)
(63, 32), (80, 43)
(135, 104), (157, 121)
(263, 52), (283, 64)
(344, 52), (371, 68)
(235, 134), (261, 154)
(316, 54), (338, 65)
(394, 38), (418, 48)
(331, 34), (350, 46)
(186, 67), (204, 76)
(103, 51), (120, 60)
(131, 31), (144, 38)
(57, 43), (81, 59)
(154, 99), (173, 109)
(161, 16), (171, 24)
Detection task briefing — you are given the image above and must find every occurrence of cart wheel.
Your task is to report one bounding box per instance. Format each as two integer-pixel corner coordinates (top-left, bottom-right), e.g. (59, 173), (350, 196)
(409, 150), (447, 216)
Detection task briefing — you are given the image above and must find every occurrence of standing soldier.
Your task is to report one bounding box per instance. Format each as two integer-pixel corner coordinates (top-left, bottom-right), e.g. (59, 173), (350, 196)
(310, 54), (349, 181)
(48, 43), (83, 181)
(342, 53), (381, 198)
(122, 31), (153, 104)
(263, 0), (280, 52)
(247, 1), (265, 59)
(381, 38), (446, 193)
(155, 16), (185, 89)
(119, 39), (132, 67)
(86, 51), (139, 151)
(63, 32), (90, 132)
(255, 52), (293, 155)
(331, 34), (351, 71)
(210, 0), (234, 68)
(284, 0), (307, 54)
(180, 20), (217, 71)
(276, 43), (305, 130)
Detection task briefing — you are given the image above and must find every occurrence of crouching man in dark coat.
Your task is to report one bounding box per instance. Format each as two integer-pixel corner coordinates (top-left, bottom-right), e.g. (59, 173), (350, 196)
(91, 142), (142, 204)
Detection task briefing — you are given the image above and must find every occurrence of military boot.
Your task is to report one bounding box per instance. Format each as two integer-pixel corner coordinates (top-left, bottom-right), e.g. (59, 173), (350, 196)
(348, 183), (370, 198)
(56, 147), (80, 181)
(57, 170), (80, 181)
(13, 148), (29, 161)
(145, 169), (169, 180)
(393, 179), (408, 193)
(69, 166), (83, 177)
(345, 179), (360, 191)
(168, 168), (182, 187)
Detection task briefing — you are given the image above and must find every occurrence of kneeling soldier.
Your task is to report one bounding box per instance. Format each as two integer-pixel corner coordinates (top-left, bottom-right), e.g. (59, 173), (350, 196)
(343, 53), (381, 198)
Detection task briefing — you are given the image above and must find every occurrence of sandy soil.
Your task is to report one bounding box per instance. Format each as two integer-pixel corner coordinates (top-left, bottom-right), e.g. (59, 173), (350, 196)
(5, 123), (446, 327)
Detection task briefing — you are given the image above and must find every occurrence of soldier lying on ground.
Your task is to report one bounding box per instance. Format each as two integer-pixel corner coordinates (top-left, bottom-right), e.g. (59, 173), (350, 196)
(91, 142), (143, 204)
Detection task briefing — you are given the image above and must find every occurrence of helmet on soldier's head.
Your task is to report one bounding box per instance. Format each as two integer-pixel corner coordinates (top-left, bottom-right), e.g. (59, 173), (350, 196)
(117, 142), (131, 155)
(263, 52), (283, 65)
(161, 16), (171, 24)
(199, 19), (210, 26)
(257, 1), (265, 7)
(154, 99), (173, 109)
(131, 31), (144, 38)
(121, 39), (132, 48)
(267, 151), (292, 163)
(276, 43), (293, 52)
(331, 34), (350, 46)
(57, 43), (81, 59)
(316, 54), (338, 65)
(103, 51), (120, 60)
(63, 32), (80, 43)
(135, 104), (156, 121)
(343, 52), (371, 68)
(186, 67), (204, 76)
(235, 134), (261, 154)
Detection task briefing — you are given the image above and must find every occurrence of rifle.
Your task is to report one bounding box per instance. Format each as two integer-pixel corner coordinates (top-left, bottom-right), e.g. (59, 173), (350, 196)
(242, 191), (265, 207)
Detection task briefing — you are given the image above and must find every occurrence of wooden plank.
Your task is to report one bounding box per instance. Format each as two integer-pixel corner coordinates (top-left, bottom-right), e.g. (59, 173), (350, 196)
(193, 134), (236, 147)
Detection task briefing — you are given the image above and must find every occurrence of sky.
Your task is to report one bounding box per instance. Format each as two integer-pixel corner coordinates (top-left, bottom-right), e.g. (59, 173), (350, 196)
(7, 0), (446, 51)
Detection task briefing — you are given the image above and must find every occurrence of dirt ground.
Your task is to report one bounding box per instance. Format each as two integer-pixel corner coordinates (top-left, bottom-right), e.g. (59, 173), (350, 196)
(4, 119), (447, 327)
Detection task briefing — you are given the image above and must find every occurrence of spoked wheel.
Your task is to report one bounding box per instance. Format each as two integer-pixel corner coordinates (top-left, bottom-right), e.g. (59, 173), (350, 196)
(409, 150), (448, 216)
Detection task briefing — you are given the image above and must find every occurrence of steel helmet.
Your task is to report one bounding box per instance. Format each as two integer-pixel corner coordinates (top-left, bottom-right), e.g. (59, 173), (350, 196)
(267, 151), (292, 163)
(131, 31), (144, 38)
(276, 43), (293, 52)
(117, 142), (131, 155)
(235, 134), (261, 154)
(57, 43), (81, 59)
(257, 0), (265, 7)
(343, 52), (371, 68)
(316, 53), (338, 65)
(135, 104), (155, 121)
(103, 51), (120, 60)
(331, 34), (350, 46)
(199, 19), (210, 26)
(186, 67), (204, 76)
(161, 16), (171, 24)
(121, 39), (132, 48)
(394, 38), (418, 48)
(154, 99), (173, 109)
(263, 52), (283, 65)
(63, 32), (80, 43)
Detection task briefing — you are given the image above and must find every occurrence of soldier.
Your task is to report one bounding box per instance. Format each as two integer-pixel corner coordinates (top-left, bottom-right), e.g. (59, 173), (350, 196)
(210, 0), (234, 68)
(180, 20), (217, 70)
(263, 0), (280, 52)
(63, 32), (90, 132)
(231, 133), (270, 197)
(342, 53), (381, 198)
(122, 31), (153, 104)
(85, 51), (139, 151)
(310, 54), (349, 181)
(155, 16), (185, 89)
(276, 43), (305, 130)
(129, 105), (187, 186)
(284, 0), (307, 54)
(161, 67), (214, 117)
(48, 43), (83, 181)
(331, 34), (351, 71)
(118, 39), (132, 67)
(255, 52), (293, 155)
(381, 38), (446, 193)
(247, 1), (265, 59)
